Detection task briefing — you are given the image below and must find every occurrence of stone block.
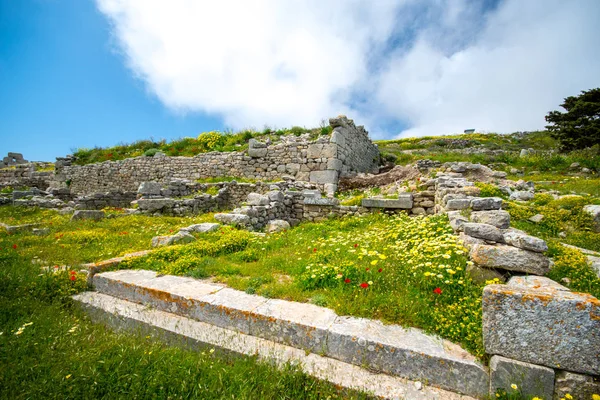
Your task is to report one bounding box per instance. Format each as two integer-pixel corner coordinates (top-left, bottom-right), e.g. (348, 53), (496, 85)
(326, 158), (343, 171)
(503, 230), (548, 253)
(469, 210), (510, 229)
(509, 191), (534, 201)
(471, 197), (503, 211)
(326, 316), (489, 398)
(463, 223), (505, 243)
(466, 263), (505, 284)
(489, 355), (554, 400)
(180, 223), (220, 233)
(214, 213), (251, 226)
(529, 214), (544, 223)
(554, 370), (600, 400)
(448, 211), (469, 232)
(151, 232), (195, 247)
(71, 210), (105, 221)
(470, 244), (550, 275)
(248, 147), (267, 158)
(309, 170), (338, 185)
(137, 198), (175, 212)
(303, 197), (340, 206)
(302, 190), (321, 198)
(266, 219), (290, 233)
(306, 144), (324, 159)
(247, 193), (270, 206)
(361, 195), (413, 209)
(483, 278), (600, 375)
(138, 182), (162, 196)
(267, 190), (284, 202)
(446, 198), (472, 210)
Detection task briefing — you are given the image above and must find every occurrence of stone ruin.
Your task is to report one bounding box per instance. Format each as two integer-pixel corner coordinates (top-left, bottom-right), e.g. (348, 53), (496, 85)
(1, 152), (28, 167)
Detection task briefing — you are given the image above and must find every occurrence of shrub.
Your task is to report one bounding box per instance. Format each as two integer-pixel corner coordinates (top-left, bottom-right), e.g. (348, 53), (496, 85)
(144, 148), (160, 157)
(197, 131), (225, 151)
(474, 182), (506, 199)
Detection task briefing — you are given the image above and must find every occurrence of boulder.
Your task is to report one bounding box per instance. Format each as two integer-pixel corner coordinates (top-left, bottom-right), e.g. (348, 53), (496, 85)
(445, 198), (472, 210)
(509, 191), (534, 201)
(583, 205), (600, 233)
(469, 210), (510, 229)
(503, 230), (548, 253)
(483, 276), (600, 376)
(470, 244), (550, 275)
(470, 197), (503, 211)
(266, 219), (291, 233)
(448, 211), (469, 231)
(71, 210), (105, 221)
(136, 198), (174, 212)
(466, 263), (505, 284)
(463, 223), (505, 243)
(489, 356), (554, 400)
(267, 190), (284, 202)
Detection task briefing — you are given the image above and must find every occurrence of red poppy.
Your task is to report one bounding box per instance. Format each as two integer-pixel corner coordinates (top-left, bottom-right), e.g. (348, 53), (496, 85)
(433, 287), (442, 295)
(12, 244), (17, 249)
(70, 275), (76, 281)
(313, 248), (317, 252)
(360, 282), (369, 288)
(354, 243), (358, 248)
(378, 268), (383, 273)
(366, 268), (370, 272)
(344, 278), (351, 284)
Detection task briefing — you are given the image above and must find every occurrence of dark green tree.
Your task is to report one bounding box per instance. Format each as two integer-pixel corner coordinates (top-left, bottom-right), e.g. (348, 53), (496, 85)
(545, 88), (600, 151)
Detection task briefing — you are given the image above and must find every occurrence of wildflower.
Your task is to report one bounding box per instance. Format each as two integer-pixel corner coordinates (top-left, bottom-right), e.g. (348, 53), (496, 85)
(313, 248), (317, 252)
(378, 268), (382, 273)
(65, 374), (72, 379)
(565, 395), (573, 400)
(344, 278), (351, 284)
(12, 244), (17, 249)
(591, 394), (600, 400)
(360, 282), (369, 288)
(511, 384), (518, 390)
(368, 281), (373, 285)
(433, 287), (442, 295)
(354, 243), (358, 248)
(370, 260), (378, 266)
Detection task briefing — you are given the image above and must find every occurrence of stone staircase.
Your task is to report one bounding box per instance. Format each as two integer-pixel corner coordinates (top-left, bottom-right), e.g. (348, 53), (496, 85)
(74, 269), (489, 399)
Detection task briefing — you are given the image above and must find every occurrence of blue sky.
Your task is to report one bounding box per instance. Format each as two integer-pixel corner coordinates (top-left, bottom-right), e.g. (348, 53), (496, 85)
(1, 0), (599, 161)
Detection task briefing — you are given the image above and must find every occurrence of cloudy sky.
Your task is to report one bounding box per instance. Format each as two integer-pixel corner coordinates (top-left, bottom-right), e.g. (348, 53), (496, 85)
(1, 0), (599, 160)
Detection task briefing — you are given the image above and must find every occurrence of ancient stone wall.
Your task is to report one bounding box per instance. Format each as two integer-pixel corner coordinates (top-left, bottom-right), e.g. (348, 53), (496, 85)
(50, 116), (379, 196)
(0, 164), (54, 190)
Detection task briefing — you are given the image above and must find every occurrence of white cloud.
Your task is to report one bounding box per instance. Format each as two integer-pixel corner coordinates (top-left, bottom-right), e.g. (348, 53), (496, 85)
(96, 0), (600, 137)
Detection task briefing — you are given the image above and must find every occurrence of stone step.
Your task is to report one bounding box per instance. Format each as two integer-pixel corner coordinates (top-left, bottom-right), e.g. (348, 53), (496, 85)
(92, 270), (489, 398)
(73, 291), (474, 400)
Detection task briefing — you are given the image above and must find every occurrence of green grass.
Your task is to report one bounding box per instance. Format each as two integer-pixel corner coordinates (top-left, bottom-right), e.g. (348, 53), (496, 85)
(0, 250), (368, 399)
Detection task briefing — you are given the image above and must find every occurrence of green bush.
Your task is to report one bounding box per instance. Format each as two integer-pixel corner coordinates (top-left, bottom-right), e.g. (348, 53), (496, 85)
(144, 148), (160, 157)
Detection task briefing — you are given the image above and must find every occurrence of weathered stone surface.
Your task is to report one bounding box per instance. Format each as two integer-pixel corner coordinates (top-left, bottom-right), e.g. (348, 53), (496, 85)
(247, 193), (270, 206)
(180, 223), (220, 233)
(447, 211), (468, 231)
(470, 244), (550, 275)
(509, 191), (534, 201)
(483, 277), (600, 375)
(584, 204), (600, 233)
(489, 355), (554, 400)
(32, 227), (50, 236)
(266, 190), (284, 202)
(459, 232), (486, 251)
(137, 198), (175, 212)
(446, 198), (472, 210)
(0, 222), (40, 233)
(214, 213), (251, 226)
(71, 210), (105, 221)
(361, 195), (413, 209)
(302, 190), (321, 198)
(466, 263), (505, 284)
(529, 213), (544, 223)
(151, 232), (195, 247)
(266, 219), (290, 233)
(469, 210), (510, 229)
(554, 370), (600, 400)
(463, 223), (505, 243)
(471, 197), (503, 211)
(327, 316), (489, 398)
(303, 197), (340, 206)
(503, 230), (548, 253)
(74, 291), (473, 400)
(309, 170), (338, 184)
(138, 181), (162, 196)
(248, 147), (267, 158)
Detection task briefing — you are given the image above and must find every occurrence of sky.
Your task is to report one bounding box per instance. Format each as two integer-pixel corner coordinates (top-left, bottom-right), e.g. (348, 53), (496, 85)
(1, 0), (599, 161)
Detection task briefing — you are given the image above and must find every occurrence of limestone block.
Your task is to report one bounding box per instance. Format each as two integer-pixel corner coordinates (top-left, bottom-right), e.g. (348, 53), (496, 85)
(529, 213), (544, 223)
(309, 170), (338, 185)
(509, 191), (534, 201)
(137, 198), (175, 212)
(466, 263), (505, 284)
(446, 198), (472, 210)
(248, 148), (267, 158)
(489, 355), (554, 400)
(584, 204), (600, 232)
(180, 223), (220, 233)
(214, 213), (251, 226)
(469, 210), (511, 229)
(463, 223), (505, 243)
(329, 130), (345, 147)
(306, 144), (324, 159)
(470, 244), (550, 275)
(71, 210), (105, 221)
(326, 158), (343, 171)
(247, 193), (270, 206)
(448, 211), (469, 232)
(503, 230), (548, 253)
(483, 277), (600, 375)
(411, 207), (426, 215)
(266, 219), (290, 233)
(302, 190), (321, 198)
(554, 370), (600, 400)
(303, 197), (340, 206)
(138, 181), (162, 196)
(471, 197), (503, 211)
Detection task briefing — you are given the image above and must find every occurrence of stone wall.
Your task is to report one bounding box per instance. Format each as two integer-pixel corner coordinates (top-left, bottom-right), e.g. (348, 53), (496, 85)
(50, 116), (379, 196)
(0, 164), (53, 190)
